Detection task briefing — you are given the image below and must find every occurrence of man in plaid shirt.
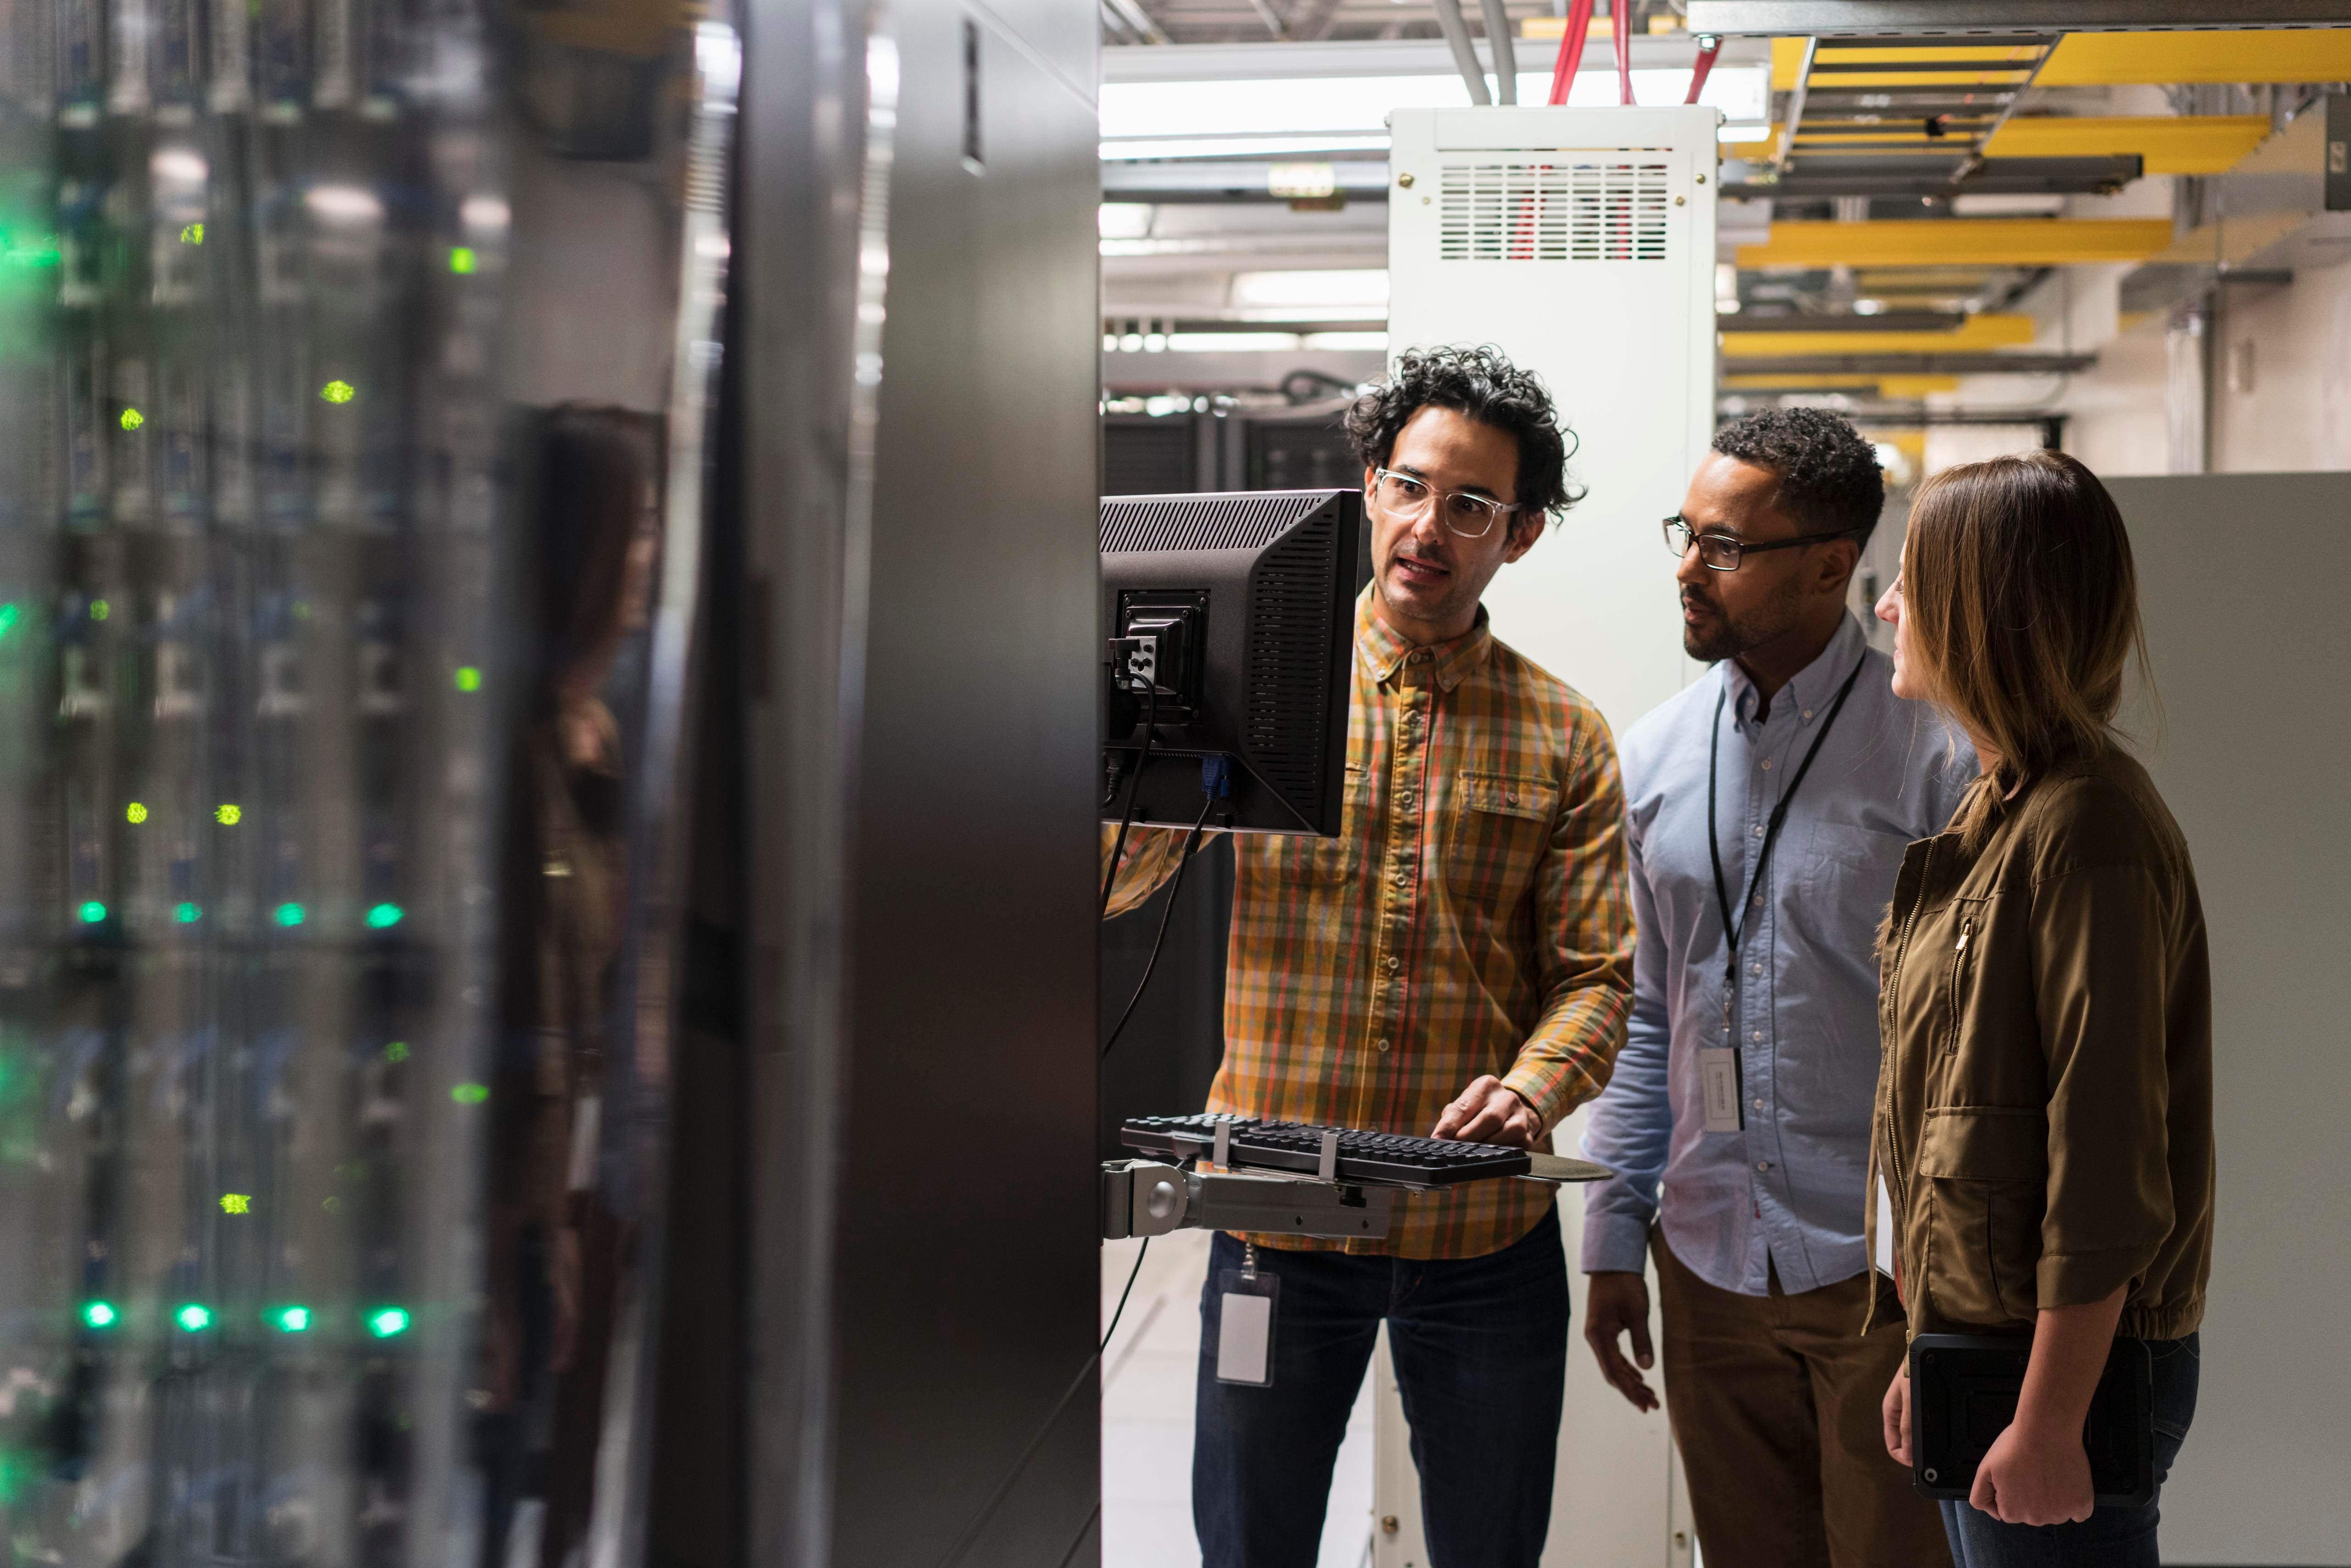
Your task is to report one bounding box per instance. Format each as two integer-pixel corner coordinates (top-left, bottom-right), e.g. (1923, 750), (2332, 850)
(1105, 346), (1635, 1567)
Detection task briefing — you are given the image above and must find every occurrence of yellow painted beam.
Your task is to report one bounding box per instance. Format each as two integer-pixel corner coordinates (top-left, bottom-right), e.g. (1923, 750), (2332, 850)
(1792, 69), (2033, 87)
(1721, 314), (2037, 357)
(1983, 116), (2271, 175)
(2040, 29), (2351, 85)
(1772, 36), (1807, 91)
(1738, 219), (2175, 269)
(1722, 372), (1964, 396)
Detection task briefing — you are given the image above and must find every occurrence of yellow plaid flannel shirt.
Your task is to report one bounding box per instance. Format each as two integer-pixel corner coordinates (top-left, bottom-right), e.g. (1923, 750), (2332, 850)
(1106, 592), (1634, 1259)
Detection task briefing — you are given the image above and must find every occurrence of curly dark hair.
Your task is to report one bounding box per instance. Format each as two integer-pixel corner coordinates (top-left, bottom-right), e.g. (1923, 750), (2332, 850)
(1710, 407), (1886, 543)
(1342, 345), (1580, 530)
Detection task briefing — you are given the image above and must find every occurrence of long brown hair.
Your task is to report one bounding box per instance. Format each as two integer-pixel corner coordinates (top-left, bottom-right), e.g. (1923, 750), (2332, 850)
(1901, 450), (2152, 843)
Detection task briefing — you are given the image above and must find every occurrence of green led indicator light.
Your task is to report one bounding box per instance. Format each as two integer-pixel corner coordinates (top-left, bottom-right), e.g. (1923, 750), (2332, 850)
(0, 603), (17, 638)
(450, 1082), (489, 1105)
(367, 1306), (410, 1339)
(274, 902), (306, 928)
(385, 1041), (410, 1063)
(449, 246), (476, 274)
(77, 901), (106, 925)
(215, 803), (241, 824)
(90, 599), (109, 621)
(175, 1303), (213, 1333)
(364, 903), (403, 930)
(81, 1300), (118, 1330)
(175, 902), (201, 923)
(119, 408), (144, 431)
(320, 380), (356, 404)
(272, 1305), (311, 1333)
(453, 666), (482, 693)
(127, 801), (149, 823)
(219, 1193), (251, 1214)
(179, 221), (205, 245)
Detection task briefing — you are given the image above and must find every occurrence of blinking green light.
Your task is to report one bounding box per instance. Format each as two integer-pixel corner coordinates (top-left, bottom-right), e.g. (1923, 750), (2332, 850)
(77, 901), (106, 925)
(274, 902), (305, 928)
(0, 603), (17, 638)
(320, 380), (356, 404)
(175, 1303), (212, 1333)
(365, 903), (403, 929)
(367, 1306), (410, 1339)
(119, 409), (144, 431)
(453, 666), (482, 692)
(127, 801), (148, 823)
(450, 1083), (489, 1105)
(272, 1305), (311, 1333)
(449, 246), (476, 274)
(175, 902), (201, 923)
(81, 1300), (118, 1330)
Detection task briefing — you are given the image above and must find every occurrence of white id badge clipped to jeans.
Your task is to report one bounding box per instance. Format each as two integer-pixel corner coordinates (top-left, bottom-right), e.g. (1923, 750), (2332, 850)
(1214, 1254), (1280, 1387)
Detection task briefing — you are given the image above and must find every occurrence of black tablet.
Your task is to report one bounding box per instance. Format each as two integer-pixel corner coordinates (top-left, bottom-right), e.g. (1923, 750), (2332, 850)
(1909, 1333), (2155, 1508)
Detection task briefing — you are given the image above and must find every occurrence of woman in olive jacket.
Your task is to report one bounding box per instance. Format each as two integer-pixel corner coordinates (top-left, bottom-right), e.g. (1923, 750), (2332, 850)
(1869, 451), (2212, 1566)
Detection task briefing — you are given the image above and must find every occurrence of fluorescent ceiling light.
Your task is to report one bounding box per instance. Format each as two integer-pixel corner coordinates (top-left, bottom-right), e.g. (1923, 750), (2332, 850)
(1231, 269), (1389, 308)
(1102, 134), (1390, 162)
(1099, 67), (1766, 145)
(1165, 332), (1304, 352)
(1303, 331), (1388, 351)
(1099, 202), (1155, 239)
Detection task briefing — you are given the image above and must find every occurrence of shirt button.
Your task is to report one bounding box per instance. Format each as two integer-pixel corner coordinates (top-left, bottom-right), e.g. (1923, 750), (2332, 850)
(1748, 962), (1762, 975)
(1506, 791), (1519, 804)
(1751, 1030), (1763, 1042)
(1802, 709), (1814, 720)
(1376, 1037), (1391, 1052)
(1752, 893), (1764, 907)
(1385, 955), (1400, 971)
(1756, 1160), (1771, 1172)
(1759, 758), (1774, 771)
(1752, 1098), (1766, 1110)
(1751, 824), (1765, 837)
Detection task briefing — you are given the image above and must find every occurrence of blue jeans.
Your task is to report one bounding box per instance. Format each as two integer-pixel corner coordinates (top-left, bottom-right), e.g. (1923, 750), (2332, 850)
(1940, 1334), (2201, 1568)
(1192, 1218), (1568, 1568)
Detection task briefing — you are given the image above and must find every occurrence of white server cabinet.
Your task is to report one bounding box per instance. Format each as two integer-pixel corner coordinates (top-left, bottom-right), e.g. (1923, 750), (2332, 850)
(1377, 104), (1719, 1568)
(1385, 104), (1719, 736)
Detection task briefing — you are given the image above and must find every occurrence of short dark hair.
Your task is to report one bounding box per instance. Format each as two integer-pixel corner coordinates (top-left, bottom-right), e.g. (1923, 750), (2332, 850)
(1710, 407), (1885, 543)
(1343, 345), (1580, 529)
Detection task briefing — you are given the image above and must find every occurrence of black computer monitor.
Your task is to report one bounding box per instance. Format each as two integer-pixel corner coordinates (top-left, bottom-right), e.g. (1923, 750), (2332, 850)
(1100, 489), (1369, 836)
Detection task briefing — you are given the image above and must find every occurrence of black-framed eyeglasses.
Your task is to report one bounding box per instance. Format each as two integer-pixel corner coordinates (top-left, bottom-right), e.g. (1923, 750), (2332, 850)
(1371, 468), (1519, 539)
(1663, 515), (1860, 572)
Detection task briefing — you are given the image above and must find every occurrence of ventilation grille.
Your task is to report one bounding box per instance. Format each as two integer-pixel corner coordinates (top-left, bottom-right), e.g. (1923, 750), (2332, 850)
(1244, 513), (1340, 804)
(1438, 159), (1673, 262)
(1101, 491), (1332, 554)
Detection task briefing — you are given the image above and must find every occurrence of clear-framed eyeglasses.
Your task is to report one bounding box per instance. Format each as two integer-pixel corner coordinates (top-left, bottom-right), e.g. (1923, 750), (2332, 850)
(1663, 515), (1861, 571)
(1369, 468), (1520, 539)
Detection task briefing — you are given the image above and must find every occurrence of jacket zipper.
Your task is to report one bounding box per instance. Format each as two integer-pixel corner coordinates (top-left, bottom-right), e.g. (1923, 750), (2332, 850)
(1880, 838), (1939, 1243)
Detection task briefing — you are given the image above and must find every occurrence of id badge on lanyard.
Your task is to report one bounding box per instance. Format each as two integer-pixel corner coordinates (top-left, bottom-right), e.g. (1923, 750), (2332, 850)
(1701, 975), (1742, 1132)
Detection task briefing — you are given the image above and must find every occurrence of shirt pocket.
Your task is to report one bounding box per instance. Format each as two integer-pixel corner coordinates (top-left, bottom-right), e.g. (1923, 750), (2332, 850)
(1444, 771), (1557, 911)
(1269, 764), (1364, 885)
(1792, 822), (1914, 958)
(1917, 1104), (2047, 1327)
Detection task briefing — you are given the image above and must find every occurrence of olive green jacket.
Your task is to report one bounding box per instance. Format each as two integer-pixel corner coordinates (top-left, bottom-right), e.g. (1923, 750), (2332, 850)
(1869, 747), (2212, 1343)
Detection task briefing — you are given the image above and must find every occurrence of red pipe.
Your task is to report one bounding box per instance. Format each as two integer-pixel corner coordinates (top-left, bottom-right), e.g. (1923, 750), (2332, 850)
(1685, 35), (1721, 104)
(1546, 0), (1594, 106)
(1613, 0), (1633, 105)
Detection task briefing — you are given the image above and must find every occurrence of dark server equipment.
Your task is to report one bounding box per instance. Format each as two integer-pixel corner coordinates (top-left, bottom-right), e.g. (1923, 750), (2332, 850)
(1244, 405), (1359, 491)
(1104, 410), (1208, 495)
(1101, 489), (1366, 836)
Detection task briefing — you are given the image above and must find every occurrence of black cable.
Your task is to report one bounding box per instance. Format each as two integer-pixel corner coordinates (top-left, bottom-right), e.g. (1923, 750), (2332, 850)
(1101, 794), (1215, 1062)
(933, 1239), (1152, 1568)
(1099, 680), (1161, 918)
(1053, 1504), (1103, 1568)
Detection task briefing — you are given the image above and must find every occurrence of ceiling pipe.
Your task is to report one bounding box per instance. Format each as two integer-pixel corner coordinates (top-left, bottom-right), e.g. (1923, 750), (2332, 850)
(1478, 0), (1519, 104)
(1430, 0), (1494, 105)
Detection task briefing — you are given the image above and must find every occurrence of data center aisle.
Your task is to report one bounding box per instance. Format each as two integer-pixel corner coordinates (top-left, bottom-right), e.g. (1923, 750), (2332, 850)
(1103, 1232), (1377, 1568)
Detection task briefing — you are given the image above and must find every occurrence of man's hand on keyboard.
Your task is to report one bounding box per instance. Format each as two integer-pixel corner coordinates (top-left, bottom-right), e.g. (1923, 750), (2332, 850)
(1430, 1075), (1541, 1148)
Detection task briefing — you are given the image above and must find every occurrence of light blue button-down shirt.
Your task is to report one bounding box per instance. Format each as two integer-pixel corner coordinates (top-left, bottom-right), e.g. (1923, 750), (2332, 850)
(1581, 616), (1977, 1295)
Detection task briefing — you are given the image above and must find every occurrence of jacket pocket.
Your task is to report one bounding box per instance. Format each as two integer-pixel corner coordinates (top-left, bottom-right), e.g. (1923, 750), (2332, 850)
(1938, 895), (1991, 1056)
(1444, 771), (1557, 911)
(1917, 1105), (2047, 1327)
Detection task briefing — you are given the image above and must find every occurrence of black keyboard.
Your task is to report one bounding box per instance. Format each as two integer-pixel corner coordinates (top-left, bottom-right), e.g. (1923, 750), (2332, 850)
(1120, 1113), (1533, 1190)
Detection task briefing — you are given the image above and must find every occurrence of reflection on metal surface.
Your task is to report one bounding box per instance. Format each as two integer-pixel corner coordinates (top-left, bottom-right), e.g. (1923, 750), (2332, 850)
(0, 7), (733, 1568)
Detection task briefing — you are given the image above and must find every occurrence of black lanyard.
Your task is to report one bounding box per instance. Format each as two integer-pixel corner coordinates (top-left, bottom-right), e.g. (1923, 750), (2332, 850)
(1707, 654), (1870, 984)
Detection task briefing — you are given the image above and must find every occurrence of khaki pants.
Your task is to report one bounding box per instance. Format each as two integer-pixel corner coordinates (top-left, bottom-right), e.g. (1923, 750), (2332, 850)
(1654, 1234), (1950, 1568)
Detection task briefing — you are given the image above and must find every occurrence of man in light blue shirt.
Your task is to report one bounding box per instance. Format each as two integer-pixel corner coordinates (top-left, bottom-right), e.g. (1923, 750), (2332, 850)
(1581, 410), (1973, 1567)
